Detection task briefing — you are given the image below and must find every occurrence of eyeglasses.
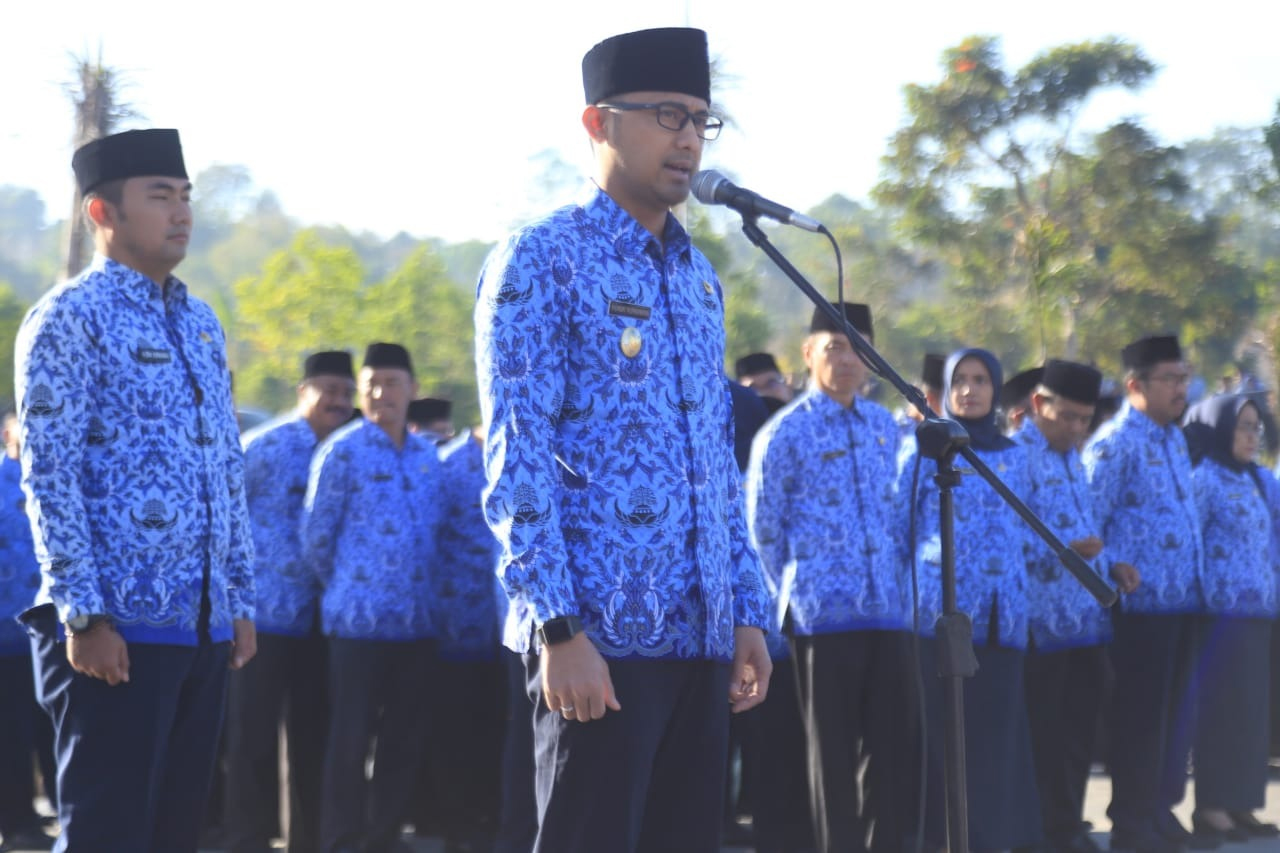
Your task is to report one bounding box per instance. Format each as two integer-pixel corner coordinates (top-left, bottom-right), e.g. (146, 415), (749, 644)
(1236, 421), (1265, 437)
(596, 101), (724, 140)
(1144, 372), (1192, 387)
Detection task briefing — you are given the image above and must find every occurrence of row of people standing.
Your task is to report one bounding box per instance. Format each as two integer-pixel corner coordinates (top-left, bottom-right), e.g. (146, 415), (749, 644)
(737, 314), (1279, 853)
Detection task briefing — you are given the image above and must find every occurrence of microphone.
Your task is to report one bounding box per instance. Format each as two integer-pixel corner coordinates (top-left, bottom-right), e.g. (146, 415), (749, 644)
(690, 170), (823, 233)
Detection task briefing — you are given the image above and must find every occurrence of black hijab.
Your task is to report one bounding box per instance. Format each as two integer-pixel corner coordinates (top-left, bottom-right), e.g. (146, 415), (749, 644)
(1183, 393), (1263, 489)
(944, 347), (1013, 451)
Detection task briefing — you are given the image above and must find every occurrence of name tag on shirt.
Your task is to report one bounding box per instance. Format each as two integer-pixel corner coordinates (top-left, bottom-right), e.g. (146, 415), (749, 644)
(608, 300), (652, 321)
(821, 450), (847, 462)
(134, 347), (172, 364)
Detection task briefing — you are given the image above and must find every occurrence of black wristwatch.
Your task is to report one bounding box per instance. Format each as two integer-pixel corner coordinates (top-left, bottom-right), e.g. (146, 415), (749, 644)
(65, 614), (112, 635)
(537, 615), (583, 647)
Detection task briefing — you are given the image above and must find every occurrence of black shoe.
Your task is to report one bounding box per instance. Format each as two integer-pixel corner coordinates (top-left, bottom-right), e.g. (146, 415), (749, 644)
(1228, 812), (1280, 838)
(1109, 829), (1185, 853)
(1156, 813), (1193, 845)
(1191, 813), (1249, 845)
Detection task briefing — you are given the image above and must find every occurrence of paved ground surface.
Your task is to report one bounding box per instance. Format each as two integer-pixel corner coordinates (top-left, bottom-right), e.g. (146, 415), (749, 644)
(8, 767), (1280, 851)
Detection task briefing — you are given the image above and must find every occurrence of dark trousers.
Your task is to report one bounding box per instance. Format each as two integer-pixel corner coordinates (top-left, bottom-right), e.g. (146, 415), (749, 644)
(0, 653), (51, 836)
(1024, 644), (1108, 844)
(742, 655), (814, 853)
(526, 655), (730, 853)
(224, 629), (329, 853)
(792, 630), (917, 853)
(415, 656), (505, 843)
(494, 650), (537, 853)
(319, 637), (436, 853)
(1193, 615), (1271, 811)
(27, 609), (229, 852)
(1106, 611), (1195, 840)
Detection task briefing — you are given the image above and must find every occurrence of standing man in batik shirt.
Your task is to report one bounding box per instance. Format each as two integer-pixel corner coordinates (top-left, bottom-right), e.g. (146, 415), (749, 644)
(1016, 359), (1140, 853)
(747, 302), (915, 853)
(224, 350), (355, 853)
(15, 128), (256, 850)
(303, 342), (441, 853)
(1084, 335), (1203, 853)
(474, 26), (772, 852)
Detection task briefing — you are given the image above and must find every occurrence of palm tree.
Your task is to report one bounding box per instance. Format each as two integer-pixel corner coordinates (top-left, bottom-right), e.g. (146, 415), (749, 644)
(62, 49), (136, 279)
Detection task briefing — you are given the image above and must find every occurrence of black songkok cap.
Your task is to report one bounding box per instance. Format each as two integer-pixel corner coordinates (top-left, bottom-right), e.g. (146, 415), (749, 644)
(303, 350), (354, 380)
(363, 342), (414, 374)
(582, 27), (711, 104)
(408, 397), (452, 424)
(72, 129), (188, 196)
(1040, 359), (1103, 405)
(735, 352), (780, 379)
(1002, 366), (1044, 405)
(1121, 335), (1182, 371)
(922, 353), (946, 390)
(810, 302), (872, 341)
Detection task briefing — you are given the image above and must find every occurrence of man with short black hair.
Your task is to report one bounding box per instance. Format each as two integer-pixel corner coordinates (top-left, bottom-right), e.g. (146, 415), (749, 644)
(224, 350), (356, 853)
(304, 342), (441, 853)
(748, 303), (914, 853)
(475, 26), (771, 852)
(16, 128), (256, 850)
(1016, 359), (1139, 853)
(1084, 335), (1203, 853)
(736, 352), (793, 414)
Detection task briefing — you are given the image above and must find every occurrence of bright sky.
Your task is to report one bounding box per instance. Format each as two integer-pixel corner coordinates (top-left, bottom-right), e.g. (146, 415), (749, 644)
(2, 0), (1276, 244)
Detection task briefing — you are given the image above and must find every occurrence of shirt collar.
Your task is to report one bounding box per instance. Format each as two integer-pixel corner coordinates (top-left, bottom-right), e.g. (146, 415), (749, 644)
(804, 387), (862, 419)
(91, 253), (189, 310)
(1017, 418), (1078, 459)
(1120, 400), (1177, 441)
(578, 185), (693, 262)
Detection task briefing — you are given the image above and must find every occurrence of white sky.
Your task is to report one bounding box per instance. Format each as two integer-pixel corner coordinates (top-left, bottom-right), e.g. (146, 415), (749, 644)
(2, 0), (1276, 244)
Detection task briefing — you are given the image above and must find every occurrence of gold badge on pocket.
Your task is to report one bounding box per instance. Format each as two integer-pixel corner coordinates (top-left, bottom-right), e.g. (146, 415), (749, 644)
(620, 326), (642, 359)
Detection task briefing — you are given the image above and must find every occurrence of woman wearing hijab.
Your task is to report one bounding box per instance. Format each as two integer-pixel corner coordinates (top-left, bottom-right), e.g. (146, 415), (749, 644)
(1183, 395), (1279, 843)
(896, 347), (1042, 852)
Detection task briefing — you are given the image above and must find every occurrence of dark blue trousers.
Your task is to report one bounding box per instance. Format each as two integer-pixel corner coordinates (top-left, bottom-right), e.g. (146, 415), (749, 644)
(1107, 611), (1195, 842)
(27, 608), (229, 852)
(526, 655), (730, 853)
(0, 653), (51, 837)
(319, 637), (436, 853)
(494, 649), (538, 853)
(224, 629), (328, 853)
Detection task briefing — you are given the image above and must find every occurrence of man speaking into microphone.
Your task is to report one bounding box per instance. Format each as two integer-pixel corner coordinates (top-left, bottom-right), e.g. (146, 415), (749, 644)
(474, 26), (772, 852)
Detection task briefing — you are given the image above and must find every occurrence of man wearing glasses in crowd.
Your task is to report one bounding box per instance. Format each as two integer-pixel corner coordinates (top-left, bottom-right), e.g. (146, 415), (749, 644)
(1084, 336), (1203, 853)
(474, 26), (772, 853)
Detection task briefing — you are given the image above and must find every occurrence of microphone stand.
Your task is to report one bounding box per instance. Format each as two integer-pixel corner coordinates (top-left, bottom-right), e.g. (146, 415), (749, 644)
(735, 214), (1117, 853)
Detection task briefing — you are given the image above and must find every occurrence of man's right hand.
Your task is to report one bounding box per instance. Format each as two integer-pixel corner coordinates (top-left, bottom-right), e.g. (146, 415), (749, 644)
(67, 624), (130, 686)
(540, 632), (621, 723)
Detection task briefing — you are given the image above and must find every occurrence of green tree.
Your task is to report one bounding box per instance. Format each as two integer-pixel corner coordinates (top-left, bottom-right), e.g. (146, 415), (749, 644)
(231, 230), (366, 410)
(0, 283), (31, 406)
(362, 245), (479, 425)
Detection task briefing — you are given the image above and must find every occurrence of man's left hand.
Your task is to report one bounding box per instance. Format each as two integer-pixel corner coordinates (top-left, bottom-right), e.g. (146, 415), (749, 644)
(230, 619), (257, 670)
(729, 626), (771, 714)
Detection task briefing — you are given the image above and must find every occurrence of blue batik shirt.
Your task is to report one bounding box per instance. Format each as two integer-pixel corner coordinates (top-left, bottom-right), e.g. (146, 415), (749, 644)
(897, 441), (1036, 649)
(747, 389), (910, 636)
(1193, 459), (1276, 618)
(1083, 403), (1203, 614)
(15, 255), (254, 645)
(1014, 420), (1113, 650)
(242, 414), (322, 636)
(302, 418), (441, 641)
(0, 456), (39, 654)
(474, 187), (771, 661)
(435, 432), (502, 661)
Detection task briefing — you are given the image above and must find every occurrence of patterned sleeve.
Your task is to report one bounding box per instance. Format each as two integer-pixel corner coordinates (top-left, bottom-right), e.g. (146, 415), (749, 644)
(301, 437), (349, 585)
(474, 233), (578, 625)
(745, 418), (791, 604)
(217, 326), (255, 621)
(14, 292), (104, 621)
(1083, 434), (1135, 571)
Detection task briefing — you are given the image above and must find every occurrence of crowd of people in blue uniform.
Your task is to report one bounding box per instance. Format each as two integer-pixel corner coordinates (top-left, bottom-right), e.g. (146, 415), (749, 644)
(3, 22), (1279, 853)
